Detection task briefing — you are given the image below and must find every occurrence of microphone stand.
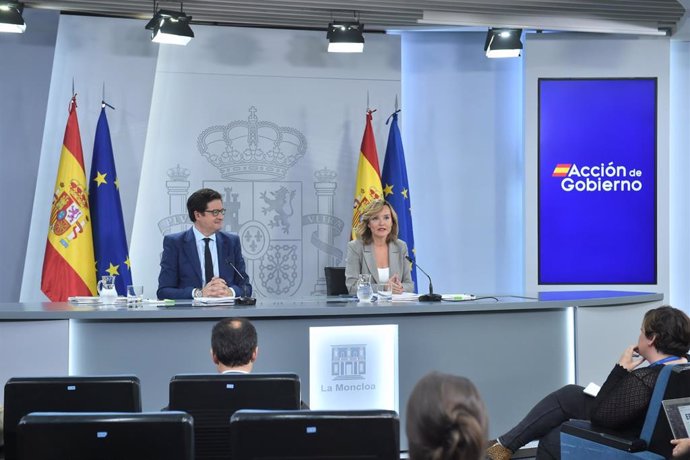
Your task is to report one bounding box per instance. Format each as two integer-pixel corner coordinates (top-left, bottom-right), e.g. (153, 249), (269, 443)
(406, 256), (442, 302)
(226, 259), (257, 306)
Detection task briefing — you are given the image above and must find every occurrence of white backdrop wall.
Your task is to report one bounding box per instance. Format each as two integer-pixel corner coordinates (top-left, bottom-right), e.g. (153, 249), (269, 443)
(20, 14), (159, 301)
(17, 16), (401, 301)
(4, 14), (690, 307)
(670, 41), (690, 313)
(129, 25), (401, 299)
(401, 32), (524, 296)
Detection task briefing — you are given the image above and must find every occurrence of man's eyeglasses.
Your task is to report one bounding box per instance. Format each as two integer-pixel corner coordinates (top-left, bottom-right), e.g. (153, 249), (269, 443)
(203, 208), (226, 216)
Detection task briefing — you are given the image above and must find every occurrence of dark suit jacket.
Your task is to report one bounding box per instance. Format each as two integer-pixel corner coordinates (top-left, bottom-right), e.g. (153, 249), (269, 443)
(157, 227), (252, 299)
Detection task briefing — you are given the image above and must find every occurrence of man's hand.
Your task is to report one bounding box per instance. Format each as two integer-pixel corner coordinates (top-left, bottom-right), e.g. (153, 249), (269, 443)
(203, 277), (232, 297)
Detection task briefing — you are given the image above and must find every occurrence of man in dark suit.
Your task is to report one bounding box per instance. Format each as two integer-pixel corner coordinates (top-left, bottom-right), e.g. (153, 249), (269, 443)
(157, 188), (252, 300)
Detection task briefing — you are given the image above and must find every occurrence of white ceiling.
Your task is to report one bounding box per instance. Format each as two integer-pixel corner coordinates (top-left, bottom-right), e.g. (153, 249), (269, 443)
(22, 0), (686, 35)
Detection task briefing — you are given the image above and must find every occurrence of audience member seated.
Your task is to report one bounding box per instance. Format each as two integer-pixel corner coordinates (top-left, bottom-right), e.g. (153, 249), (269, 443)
(210, 317), (309, 409)
(406, 371), (488, 460)
(487, 305), (690, 460)
(211, 317), (257, 373)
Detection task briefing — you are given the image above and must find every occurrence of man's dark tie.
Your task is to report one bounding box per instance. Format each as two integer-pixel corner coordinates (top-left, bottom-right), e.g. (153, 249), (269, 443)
(203, 237), (213, 285)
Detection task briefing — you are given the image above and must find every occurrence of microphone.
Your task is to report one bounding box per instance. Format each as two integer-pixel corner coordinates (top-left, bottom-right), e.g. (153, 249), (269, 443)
(405, 255), (442, 302)
(225, 258), (256, 306)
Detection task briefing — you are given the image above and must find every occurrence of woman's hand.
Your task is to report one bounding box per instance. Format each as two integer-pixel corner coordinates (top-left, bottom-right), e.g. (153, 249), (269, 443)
(389, 274), (404, 294)
(671, 438), (690, 457)
(618, 345), (644, 371)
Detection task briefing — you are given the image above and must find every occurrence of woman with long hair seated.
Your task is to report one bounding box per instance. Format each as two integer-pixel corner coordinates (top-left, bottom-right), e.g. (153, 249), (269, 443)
(407, 372), (488, 460)
(487, 305), (690, 460)
(345, 199), (414, 295)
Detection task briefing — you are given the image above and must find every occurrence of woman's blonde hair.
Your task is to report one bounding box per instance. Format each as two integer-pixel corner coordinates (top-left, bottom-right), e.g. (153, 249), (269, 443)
(355, 200), (399, 244)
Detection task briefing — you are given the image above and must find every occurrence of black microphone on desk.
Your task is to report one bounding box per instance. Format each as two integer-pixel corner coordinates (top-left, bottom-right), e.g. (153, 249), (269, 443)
(405, 255), (442, 302)
(225, 258), (257, 306)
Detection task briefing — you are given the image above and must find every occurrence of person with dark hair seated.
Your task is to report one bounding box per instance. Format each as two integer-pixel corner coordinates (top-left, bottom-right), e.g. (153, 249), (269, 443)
(211, 317), (258, 373)
(406, 372), (488, 460)
(157, 188), (251, 300)
(487, 305), (690, 460)
(210, 317), (309, 409)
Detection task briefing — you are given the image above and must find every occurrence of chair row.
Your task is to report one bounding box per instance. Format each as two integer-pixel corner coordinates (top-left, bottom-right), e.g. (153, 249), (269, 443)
(16, 409), (399, 460)
(4, 373), (400, 460)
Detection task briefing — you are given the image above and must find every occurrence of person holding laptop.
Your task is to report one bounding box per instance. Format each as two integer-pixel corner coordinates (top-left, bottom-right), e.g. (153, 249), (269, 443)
(487, 305), (690, 460)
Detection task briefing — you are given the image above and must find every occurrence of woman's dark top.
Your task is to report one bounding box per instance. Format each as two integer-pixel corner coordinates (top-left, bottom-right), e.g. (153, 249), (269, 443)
(589, 364), (661, 436)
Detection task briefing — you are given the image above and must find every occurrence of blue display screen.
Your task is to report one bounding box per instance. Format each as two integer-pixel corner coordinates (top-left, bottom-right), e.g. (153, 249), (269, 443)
(538, 78), (657, 284)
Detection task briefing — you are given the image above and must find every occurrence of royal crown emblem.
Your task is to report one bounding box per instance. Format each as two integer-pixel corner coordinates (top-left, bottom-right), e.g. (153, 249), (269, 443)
(197, 106), (307, 181)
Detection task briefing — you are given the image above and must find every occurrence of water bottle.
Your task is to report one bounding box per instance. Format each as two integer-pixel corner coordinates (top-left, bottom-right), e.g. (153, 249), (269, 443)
(356, 274), (373, 302)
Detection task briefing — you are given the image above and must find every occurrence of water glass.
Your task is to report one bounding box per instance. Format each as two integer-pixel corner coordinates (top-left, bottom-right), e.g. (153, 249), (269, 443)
(97, 275), (117, 305)
(356, 274), (373, 302)
(375, 283), (393, 301)
(127, 285), (144, 306)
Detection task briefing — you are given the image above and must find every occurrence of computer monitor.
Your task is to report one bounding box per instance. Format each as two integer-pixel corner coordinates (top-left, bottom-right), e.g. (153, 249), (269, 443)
(230, 409), (400, 460)
(4, 375), (141, 460)
(17, 411), (193, 460)
(168, 373), (301, 460)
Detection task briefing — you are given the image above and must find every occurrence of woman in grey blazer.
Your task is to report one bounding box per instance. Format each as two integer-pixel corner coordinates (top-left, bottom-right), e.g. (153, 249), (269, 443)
(345, 200), (414, 295)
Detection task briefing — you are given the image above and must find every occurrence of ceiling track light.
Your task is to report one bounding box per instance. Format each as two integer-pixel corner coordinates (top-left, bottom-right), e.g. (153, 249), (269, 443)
(145, 2), (193, 46)
(0, 1), (26, 34)
(327, 20), (364, 53)
(484, 28), (523, 58)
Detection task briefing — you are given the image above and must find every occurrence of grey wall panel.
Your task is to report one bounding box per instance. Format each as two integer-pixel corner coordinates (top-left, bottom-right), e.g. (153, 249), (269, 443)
(0, 9), (59, 302)
(0, 320), (69, 402)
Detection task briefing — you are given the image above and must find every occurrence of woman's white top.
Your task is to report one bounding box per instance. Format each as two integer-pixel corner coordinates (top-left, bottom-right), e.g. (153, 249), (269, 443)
(377, 267), (390, 283)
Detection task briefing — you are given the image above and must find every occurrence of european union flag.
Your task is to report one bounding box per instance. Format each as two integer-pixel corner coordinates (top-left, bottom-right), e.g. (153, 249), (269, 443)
(88, 107), (132, 295)
(381, 111), (417, 291)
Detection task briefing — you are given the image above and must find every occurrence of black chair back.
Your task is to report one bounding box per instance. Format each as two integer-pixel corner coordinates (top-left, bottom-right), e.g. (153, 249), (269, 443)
(17, 411), (193, 460)
(647, 363), (690, 457)
(324, 266), (348, 295)
(168, 373), (301, 460)
(230, 409), (400, 460)
(4, 375), (141, 460)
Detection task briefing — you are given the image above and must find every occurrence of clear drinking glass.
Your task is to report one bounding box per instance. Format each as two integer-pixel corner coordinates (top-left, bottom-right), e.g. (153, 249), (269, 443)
(356, 274), (373, 302)
(127, 285), (144, 306)
(375, 283), (393, 301)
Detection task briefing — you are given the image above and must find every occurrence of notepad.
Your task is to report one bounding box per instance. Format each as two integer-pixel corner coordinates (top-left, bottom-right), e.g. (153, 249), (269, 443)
(441, 294), (476, 301)
(391, 293), (420, 302)
(192, 296), (236, 306)
(583, 382), (601, 397)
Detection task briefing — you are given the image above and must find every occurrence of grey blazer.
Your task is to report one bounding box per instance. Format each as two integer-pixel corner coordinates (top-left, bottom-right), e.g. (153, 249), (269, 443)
(344, 239), (414, 295)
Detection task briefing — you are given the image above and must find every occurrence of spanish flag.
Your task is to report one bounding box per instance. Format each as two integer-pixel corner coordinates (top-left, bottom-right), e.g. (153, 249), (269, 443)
(552, 163), (571, 177)
(351, 110), (382, 239)
(41, 96), (97, 301)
